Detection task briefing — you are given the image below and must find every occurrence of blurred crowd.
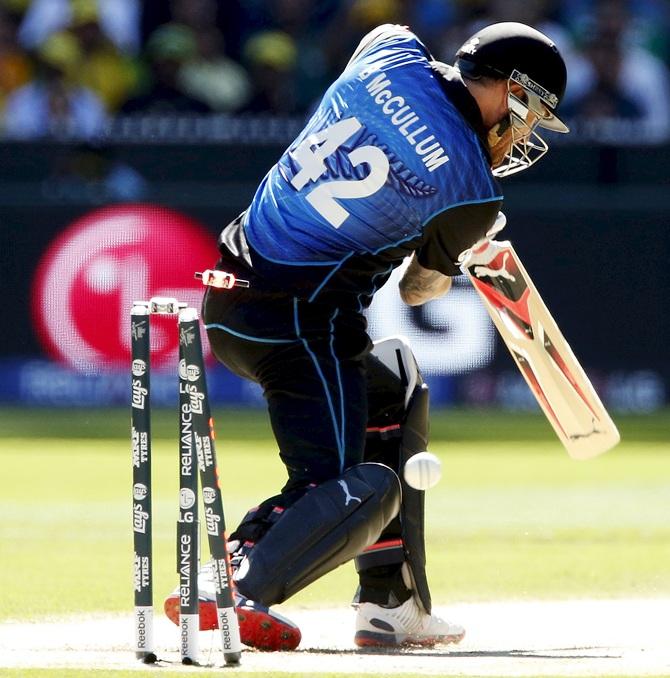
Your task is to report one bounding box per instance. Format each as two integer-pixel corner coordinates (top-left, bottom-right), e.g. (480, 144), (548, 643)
(0, 0), (668, 141)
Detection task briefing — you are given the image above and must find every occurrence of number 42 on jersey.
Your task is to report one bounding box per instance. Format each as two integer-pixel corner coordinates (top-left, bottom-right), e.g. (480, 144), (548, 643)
(290, 117), (389, 228)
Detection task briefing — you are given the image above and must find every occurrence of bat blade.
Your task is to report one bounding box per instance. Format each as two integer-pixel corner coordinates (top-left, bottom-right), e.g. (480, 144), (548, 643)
(463, 240), (620, 459)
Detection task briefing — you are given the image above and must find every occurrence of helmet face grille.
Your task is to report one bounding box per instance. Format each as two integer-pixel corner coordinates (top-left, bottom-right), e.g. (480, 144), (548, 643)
(492, 125), (548, 177)
(491, 85), (549, 177)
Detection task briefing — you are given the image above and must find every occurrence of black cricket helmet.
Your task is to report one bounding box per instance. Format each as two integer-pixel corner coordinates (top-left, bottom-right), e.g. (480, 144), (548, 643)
(455, 22), (569, 176)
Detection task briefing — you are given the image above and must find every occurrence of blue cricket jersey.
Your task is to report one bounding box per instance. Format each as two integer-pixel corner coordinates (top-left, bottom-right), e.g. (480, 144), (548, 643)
(219, 25), (503, 308)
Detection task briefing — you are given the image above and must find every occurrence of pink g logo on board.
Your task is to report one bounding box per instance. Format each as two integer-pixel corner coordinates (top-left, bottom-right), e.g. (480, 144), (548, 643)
(31, 204), (215, 370)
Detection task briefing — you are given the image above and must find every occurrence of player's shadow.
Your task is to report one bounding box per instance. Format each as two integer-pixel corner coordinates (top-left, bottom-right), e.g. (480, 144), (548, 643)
(299, 646), (622, 660)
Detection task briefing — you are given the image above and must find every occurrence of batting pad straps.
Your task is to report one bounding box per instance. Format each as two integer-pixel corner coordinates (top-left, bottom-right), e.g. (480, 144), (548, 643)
(355, 539), (405, 571)
(233, 463), (401, 606)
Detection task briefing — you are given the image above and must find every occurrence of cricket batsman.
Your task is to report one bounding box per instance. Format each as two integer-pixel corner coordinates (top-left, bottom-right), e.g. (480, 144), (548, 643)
(164, 21), (569, 651)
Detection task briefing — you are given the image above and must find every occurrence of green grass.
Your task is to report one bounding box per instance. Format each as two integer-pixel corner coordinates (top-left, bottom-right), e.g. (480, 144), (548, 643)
(0, 406), (667, 441)
(1, 406), (669, 624)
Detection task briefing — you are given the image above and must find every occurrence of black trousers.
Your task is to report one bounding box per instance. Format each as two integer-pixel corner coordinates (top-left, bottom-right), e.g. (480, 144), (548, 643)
(204, 279), (416, 606)
(203, 281), (404, 493)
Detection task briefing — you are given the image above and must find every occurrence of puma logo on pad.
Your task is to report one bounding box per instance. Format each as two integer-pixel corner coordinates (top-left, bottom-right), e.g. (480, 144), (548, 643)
(337, 480), (362, 506)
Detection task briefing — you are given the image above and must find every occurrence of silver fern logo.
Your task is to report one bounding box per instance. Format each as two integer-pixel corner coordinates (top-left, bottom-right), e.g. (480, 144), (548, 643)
(460, 37), (479, 55)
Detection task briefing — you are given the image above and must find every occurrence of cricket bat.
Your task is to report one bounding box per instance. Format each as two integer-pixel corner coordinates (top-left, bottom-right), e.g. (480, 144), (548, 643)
(462, 239), (620, 459)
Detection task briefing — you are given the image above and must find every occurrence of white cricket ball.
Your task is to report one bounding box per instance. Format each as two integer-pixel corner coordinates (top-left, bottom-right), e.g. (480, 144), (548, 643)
(403, 452), (442, 490)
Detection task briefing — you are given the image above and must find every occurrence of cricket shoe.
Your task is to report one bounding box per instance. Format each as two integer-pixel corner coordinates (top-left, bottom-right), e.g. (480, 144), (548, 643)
(163, 561), (301, 651)
(354, 596), (465, 648)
